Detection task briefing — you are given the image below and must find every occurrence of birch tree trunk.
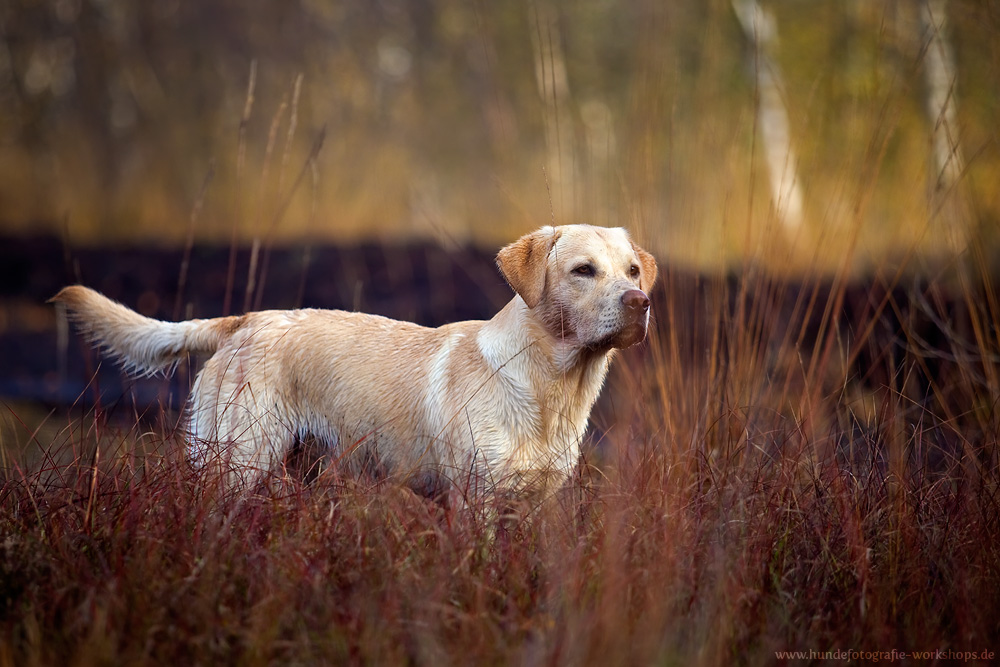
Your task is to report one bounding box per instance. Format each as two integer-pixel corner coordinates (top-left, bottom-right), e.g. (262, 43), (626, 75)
(919, 0), (968, 250)
(732, 0), (805, 237)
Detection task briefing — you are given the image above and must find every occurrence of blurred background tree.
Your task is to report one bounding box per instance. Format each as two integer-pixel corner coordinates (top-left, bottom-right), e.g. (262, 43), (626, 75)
(1, 0), (997, 273)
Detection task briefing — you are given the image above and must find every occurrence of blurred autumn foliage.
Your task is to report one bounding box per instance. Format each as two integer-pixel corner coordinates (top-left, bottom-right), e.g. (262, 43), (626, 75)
(1, 0), (998, 270)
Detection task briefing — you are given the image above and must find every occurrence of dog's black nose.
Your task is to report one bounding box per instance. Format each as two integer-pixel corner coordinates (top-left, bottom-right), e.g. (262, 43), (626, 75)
(621, 289), (650, 312)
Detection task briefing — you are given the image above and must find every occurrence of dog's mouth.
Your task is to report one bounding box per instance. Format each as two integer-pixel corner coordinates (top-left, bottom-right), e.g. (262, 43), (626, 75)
(585, 319), (648, 351)
(545, 297), (650, 351)
(612, 321), (649, 348)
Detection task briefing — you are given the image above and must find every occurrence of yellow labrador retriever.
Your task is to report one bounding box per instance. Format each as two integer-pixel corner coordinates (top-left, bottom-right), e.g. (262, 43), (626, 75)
(53, 224), (656, 496)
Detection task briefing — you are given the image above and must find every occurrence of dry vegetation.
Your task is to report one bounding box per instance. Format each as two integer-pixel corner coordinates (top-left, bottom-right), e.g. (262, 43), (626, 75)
(2, 255), (999, 666)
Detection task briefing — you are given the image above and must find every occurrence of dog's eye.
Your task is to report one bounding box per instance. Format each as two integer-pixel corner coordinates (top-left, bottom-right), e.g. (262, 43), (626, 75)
(573, 264), (595, 277)
(630, 265), (641, 278)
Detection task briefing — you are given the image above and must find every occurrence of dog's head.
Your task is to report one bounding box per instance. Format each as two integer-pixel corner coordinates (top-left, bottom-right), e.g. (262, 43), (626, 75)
(497, 224), (658, 350)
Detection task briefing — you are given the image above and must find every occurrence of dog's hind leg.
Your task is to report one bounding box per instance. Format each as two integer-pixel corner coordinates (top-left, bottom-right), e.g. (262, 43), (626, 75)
(186, 357), (295, 494)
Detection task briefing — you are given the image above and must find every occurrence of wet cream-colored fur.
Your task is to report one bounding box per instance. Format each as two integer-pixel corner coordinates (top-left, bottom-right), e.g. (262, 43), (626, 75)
(53, 225), (657, 496)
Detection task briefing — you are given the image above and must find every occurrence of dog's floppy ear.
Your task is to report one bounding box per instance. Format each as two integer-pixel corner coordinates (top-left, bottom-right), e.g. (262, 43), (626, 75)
(630, 241), (658, 294)
(496, 227), (561, 308)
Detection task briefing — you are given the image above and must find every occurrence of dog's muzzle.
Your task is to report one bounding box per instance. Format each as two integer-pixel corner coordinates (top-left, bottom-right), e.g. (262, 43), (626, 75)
(613, 289), (650, 348)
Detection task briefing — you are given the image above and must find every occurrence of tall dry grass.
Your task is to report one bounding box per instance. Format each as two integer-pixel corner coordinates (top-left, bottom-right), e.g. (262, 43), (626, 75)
(2, 248), (998, 666)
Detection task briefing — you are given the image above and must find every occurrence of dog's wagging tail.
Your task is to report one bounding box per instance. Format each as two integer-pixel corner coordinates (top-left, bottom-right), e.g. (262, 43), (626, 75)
(53, 225), (657, 496)
(52, 286), (246, 375)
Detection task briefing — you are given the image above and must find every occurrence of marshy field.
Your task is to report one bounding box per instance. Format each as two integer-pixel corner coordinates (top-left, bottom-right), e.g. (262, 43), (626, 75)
(2, 1), (1000, 664)
(2, 237), (999, 665)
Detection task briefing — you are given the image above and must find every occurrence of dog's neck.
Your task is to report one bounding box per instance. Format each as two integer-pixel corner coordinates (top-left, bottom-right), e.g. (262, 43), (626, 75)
(478, 296), (613, 438)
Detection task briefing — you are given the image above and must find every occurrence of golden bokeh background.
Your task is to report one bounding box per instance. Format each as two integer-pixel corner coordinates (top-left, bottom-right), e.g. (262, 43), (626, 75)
(2, 0), (998, 274)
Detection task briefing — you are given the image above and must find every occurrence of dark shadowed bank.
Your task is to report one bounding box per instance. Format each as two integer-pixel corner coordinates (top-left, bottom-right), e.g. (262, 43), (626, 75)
(1, 235), (999, 665)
